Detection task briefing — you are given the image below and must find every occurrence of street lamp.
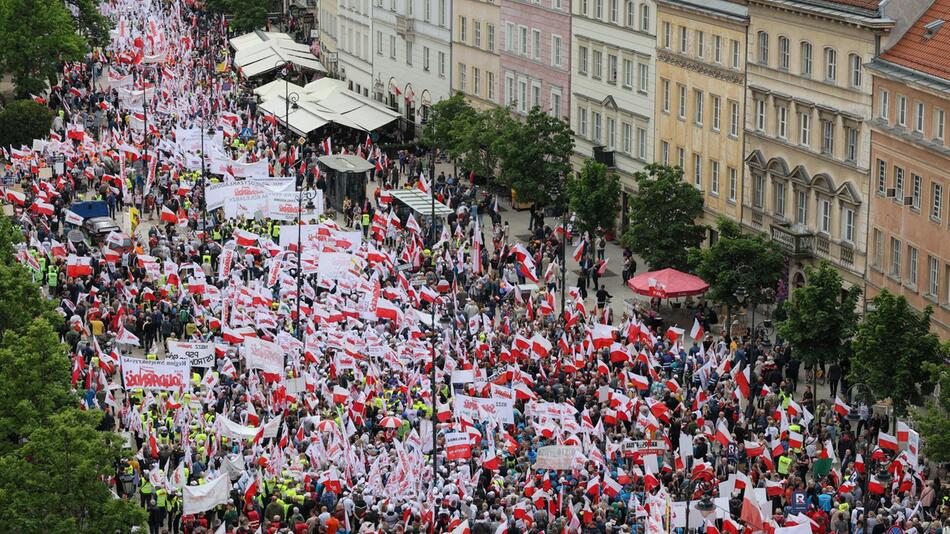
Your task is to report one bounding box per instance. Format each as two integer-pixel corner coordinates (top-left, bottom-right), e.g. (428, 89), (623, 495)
(293, 190), (318, 368)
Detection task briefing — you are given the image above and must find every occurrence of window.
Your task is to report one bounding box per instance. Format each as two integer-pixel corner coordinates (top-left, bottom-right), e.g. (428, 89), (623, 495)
(663, 22), (672, 48)
(711, 160), (720, 195)
(423, 46), (430, 70)
(731, 39), (740, 69)
(550, 87), (560, 115)
(439, 0), (445, 26)
(623, 59), (634, 87)
(532, 29), (541, 60)
(638, 63), (648, 92)
(459, 16), (467, 42)
(594, 0), (602, 19)
(754, 174), (766, 208)
(552, 36), (562, 67)
(824, 48), (837, 81)
(377, 30), (383, 54)
(506, 23), (514, 52)
(778, 36), (790, 70)
(897, 95), (907, 126)
(592, 50), (602, 78)
(607, 54), (618, 83)
(757, 31), (769, 64)
(578, 106), (587, 136)
(680, 27), (688, 53)
(520, 26), (529, 57)
(554, 0), (562, 9)
(637, 127), (647, 158)
(880, 90), (889, 120)
(842, 207), (855, 243)
(472, 68), (480, 95)
(756, 100), (766, 130)
(845, 126), (858, 162)
(506, 75), (515, 106)
(929, 256), (940, 297)
(775, 182), (786, 216)
(438, 51), (446, 77)
(474, 21), (481, 48)
(912, 174), (921, 210)
(678, 84), (686, 119)
(661, 140), (670, 165)
(580, 0), (587, 14)
(729, 101), (739, 137)
(909, 246), (919, 286)
(458, 63), (467, 91)
(820, 198), (831, 234)
(877, 159), (886, 194)
(607, 117), (616, 148)
(697, 31), (705, 58)
(626, 0), (635, 27)
(694, 154), (702, 187)
(488, 24), (495, 52)
(821, 120), (833, 154)
(850, 54), (862, 88)
(578, 45), (588, 74)
(729, 167), (737, 202)
(796, 189), (808, 224)
(488, 72), (496, 101)
(800, 112), (810, 145)
(405, 41), (413, 65)
(678, 147), (686, 170)
(658, 79), (670, 113)
(778, 106), (788, 139)
(640, 4), (649, 31)
(407, 0), (412, 15)
(519, 79), (528, 112)
(609, 0), (617, 23)
(711, 95), (721, 131)
(936, 108), (945, 140)
(592, 111), (601, 141)
(873, 229), (884, 268)
(933, 182), (944, 221)
(694, 90), (704, 125)
(915, 102), (925, 133)
(623, 123), (632, 153)
(390, 35), (397, 58)
(895, 166), (905, 200)
(801, 42), (812, 76)
(424, 0), (431, 20)
(714, 35), (722, 63)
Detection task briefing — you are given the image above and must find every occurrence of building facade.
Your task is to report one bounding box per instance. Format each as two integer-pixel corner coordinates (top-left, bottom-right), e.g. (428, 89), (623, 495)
(654, 0), (748, 235)
(452, 0), (501, 109)
(337, 0), (374, 97)
(317, 0), (340, 75)
(371, 0), (453, 130)
(866, 2), (950, 337)
(741, 0), (894, 292)
(570, 0), (656, 230)
(498, 0), (572, 120)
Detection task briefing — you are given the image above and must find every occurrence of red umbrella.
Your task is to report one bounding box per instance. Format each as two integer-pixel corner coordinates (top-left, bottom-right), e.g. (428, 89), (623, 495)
(627, 268), (709, 298)
(315, 419), (338, 433)
(379, 416), (402, 429)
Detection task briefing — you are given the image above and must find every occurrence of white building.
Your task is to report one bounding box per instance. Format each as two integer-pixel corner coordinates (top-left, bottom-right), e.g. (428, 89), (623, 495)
(337, 0), (374, 98)
(370, 0), (453, 132)
(570, 0), (656, 231)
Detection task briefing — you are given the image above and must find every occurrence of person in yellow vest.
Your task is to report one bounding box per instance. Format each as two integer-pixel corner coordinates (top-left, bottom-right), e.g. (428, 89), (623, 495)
(47, 264), (58, 289)
(139, 475), (154, 507)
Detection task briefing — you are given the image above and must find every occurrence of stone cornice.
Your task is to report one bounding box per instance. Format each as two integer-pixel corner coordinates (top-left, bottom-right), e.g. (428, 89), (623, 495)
(657, 49), (744, 86)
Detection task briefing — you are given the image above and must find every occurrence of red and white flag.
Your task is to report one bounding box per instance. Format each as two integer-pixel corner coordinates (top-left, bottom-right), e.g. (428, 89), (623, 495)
(690, 317), (704, 340)
(833, 396), (851, 417)
(878, 431), (899, 451)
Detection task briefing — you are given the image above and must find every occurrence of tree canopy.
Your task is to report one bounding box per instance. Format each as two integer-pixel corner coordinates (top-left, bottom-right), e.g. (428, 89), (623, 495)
(495, 106), (574, 208)
(420, 92), (473, 155)
(568, 159), (621, 235)
(851, 290), (943, 417)
(621, 163), (705, 271)
(0, 100), (53, 155)
(913, 357), (950, 462)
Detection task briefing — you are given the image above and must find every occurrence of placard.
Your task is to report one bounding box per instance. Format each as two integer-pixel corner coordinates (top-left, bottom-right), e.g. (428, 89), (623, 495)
(167, 341), (215, 367)
(445, 432), (472, 460)
(534, 445), (579, 470)
(243, 336), (285, 375)
(120, 355), (190, 391)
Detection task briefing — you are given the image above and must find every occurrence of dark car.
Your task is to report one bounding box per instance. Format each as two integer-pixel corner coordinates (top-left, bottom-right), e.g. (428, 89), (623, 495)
(82, 216), (122, 239)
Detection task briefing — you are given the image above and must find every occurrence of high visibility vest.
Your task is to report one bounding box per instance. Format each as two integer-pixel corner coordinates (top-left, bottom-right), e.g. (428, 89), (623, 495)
(47, 266), (58, 287)
(361, 214), (370, 226)
(202, 255), (211, 265)
(778, 455), (792, 475)
(271, 225), (279, 238)
(155, 488), (168, 508)
(212, 229), (222, 240)
(140, 479), (154, 494)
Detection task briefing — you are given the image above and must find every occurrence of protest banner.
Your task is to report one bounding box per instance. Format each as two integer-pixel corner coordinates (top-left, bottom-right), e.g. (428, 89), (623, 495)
(267, 190), (324, 221)
(218, 415), (282, 441)
(167, 341), (215, 368)
(533, 445), (578, 470)
(622, 439), (668, 459)
(243, 337), (284, 375)
(445, 432), (472, 461)
(120, 355), (190, 391)
(183, 475), (231, 515)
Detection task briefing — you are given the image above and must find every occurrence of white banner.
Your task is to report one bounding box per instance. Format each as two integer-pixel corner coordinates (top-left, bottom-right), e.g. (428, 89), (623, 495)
(267, 191), (324, 221)
(206, 182), (265, 210)
(278, 225), (361, 253)
(534, 445), (579, 470)
(120, 355), (190, 391)
(218, 415), (282, 440)
(167, 341), (215, 368)
(243, 336), (284, 375)
(453, 394), (514, 424)
(224, 194), (268, 220)
(183, 475), (231, 515)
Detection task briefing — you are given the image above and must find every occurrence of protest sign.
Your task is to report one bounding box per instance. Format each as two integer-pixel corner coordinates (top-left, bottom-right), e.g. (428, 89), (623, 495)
(167, 341), (215, 367)
(183, 475), (231, 515)
(243, 337), (284, 375)
(120, 355), (190, 391)
(534, 445), (578, 470)
(445, 432), (472, 461)
(267, 190), (324, 221)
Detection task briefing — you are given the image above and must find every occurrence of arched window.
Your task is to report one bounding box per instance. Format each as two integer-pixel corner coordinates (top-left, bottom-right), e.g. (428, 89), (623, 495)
(824, 47), (837, 81)
(800, 41), (812, 76)
(849, 53), (862, 88)
(757, 31), (769, 65)
(778, 36), (790, 70)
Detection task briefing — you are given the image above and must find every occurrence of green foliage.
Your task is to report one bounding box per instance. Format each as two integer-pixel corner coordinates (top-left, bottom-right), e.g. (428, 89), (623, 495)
(0, 0), (86, 98)
(494, 106), (574, 208)
(689, 217), (785, 307)
(913, 355), (950, 462)
(568, 159), (621, 235)
(227, 0), (269, 34)
(0, 409), (147, 533)
(421, 92), (473, 153)
(70, 0), (112, 49)
(620, 163), (705, 271)
(0, 213), (22, 266)
(0, 262), (56, 338)
(454, 106), (509, 180)
(850, 290), (942, 417)
(0, 100), (54, 151)
(777, 262), (861, 370)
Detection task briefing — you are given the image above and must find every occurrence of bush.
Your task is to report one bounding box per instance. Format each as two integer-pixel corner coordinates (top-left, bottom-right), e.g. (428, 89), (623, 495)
(0, 100), (53, 149)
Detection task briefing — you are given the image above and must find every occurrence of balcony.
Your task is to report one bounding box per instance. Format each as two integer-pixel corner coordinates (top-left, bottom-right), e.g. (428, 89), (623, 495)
(770, 224), (815, 258)
(816, 234), (830, 256)
(592, 146), (615, 168)
(396, 15), (415, 40)
(839, 244), (854, 265)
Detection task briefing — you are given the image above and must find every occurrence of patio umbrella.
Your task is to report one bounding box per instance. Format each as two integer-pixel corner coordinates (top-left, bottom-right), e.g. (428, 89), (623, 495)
(627, 268), (709, 298)
(379, 416), (402, 429)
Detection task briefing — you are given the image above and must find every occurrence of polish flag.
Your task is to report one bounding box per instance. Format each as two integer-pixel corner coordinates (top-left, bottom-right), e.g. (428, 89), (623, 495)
(878, 431), (899, 451)
(629, 373), (650, 391)
(603, 475), (623, 498)
(531, 334), (552, 358)
(833, 396), (851, 417)
(788, 431), (804, 450)
(723, 518), (742, 534)
(64, 209), (84, 226)
(715, 420), (734, 447)
(376, 298), (401, 321)
(592, 323), (615, 349)
(233, 228), (259, 247)
(739, 485), (765, 533)
(31, 201), (54, 216)
(416, 174), (430, 194)
(585, 476), (600, 495)
(66, 255), (93, 277)
(744, 440), (764, 457)
(867, 475), (885, 494)
(160, 205), (178, 223)
(896, 421), (910, 443)
(734, 364), (751, 399)
(244, 476), (259, 506)
(573, 240), (586, 262)
(763, 478), (785, 497)
(690, 318), (704, 339)
(4, 188), (26, 205)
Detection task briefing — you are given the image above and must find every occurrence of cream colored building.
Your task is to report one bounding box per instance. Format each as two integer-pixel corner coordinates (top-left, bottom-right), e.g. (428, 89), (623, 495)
(452, 0), (501, 109)
(741, 0), (896, 290)
(318, 0), (339, 75)
(655, 0), (747, 237)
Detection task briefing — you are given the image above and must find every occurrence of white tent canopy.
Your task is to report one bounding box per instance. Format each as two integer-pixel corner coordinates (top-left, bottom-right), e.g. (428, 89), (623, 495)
(253, 78), (400, 135)
(230, 30), (326, 78)
(390, 190), (453, 217)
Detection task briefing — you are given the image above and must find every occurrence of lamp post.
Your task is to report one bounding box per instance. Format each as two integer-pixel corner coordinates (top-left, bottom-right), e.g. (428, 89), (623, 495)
(730, 264), (753, 339)
(294, 189), (318, 369)
(845, 383), (892, 534)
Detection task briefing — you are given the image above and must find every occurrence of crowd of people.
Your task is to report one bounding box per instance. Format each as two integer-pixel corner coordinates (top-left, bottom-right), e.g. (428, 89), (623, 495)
(1, 0), (947, 533)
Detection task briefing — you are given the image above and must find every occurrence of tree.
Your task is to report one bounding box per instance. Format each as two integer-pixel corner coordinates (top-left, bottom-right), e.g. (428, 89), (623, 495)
(454, 106), (509, 181)
(227, 0), (269, 34)
(690, 217), (785, 310)
(0, 317), (71, 453)
(494, 106), (574, 208)
(620, 163), (705, 271)
(69, 0), (112, 49)
(0, 409), (147, 533)
(0, 100), (54, 150)
(568, 159), (621, 236)
(913, 356), (950, 462)
(421, 92), (474, 156)
(0, 262), (55, 339)
(850, 290), (942, 419)
(0, 0), (86, 97)
(778, 262), (860, 403)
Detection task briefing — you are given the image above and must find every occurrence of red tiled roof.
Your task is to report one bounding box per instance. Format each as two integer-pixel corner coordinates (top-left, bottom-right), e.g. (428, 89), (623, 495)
(819, 0), (883, 10)
(880, 0), (950, 80)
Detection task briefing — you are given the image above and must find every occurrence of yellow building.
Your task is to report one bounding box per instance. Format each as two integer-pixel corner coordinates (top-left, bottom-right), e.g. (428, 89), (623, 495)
(655, 0), (748, 239)
(452, 0), (501, 109)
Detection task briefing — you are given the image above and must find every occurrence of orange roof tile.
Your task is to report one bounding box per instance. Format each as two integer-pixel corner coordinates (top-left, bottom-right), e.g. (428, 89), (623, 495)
(880, 0), (950, 80)
(819, 0), (883, 10)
